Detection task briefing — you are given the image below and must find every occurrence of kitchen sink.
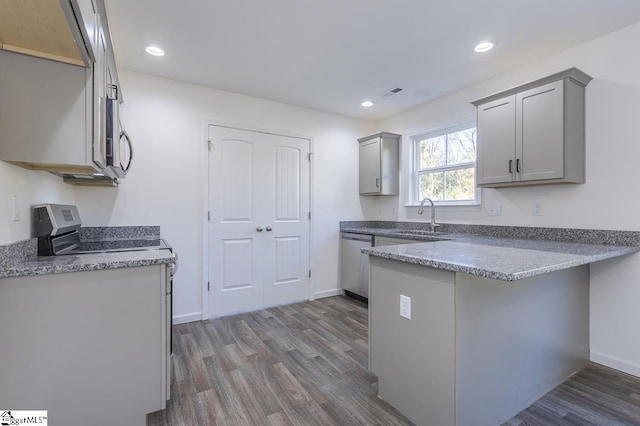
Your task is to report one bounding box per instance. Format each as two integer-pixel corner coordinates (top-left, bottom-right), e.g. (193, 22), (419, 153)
(384, 229), (451, 242)
(394, 230), (447, 236)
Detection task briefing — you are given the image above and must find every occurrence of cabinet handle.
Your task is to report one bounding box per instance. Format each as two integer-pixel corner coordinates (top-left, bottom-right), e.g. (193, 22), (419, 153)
(256, 227), (264, 232)
(509, 160), (513, 173)
(516, 159), (521, 173)
(375, 178), (380, 188)
(266, 226), (273, 232)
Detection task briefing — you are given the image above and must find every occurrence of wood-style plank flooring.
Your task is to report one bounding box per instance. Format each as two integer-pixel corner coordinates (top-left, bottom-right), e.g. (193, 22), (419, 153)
(503, 362), (640, 426)
(148, 296), (411, 425)
(149, 296), (640, 425)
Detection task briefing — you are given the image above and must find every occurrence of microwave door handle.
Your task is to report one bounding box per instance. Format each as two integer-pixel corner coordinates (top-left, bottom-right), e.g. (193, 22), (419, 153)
(121, 130), (133, 172)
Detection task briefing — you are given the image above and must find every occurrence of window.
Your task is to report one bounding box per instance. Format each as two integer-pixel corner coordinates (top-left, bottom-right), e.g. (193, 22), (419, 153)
(412, 124), (478, 205)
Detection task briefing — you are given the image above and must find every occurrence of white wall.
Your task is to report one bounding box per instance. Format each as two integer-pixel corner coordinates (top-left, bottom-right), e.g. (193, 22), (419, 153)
(0, 162), (74, 245)
(375, 22), (640, 376)
(74, 70), (373, 323)
(4, 17), (639, 379)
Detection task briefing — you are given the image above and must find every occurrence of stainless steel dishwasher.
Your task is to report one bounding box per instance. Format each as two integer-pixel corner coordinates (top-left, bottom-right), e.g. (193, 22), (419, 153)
(340, 232), (373, 302)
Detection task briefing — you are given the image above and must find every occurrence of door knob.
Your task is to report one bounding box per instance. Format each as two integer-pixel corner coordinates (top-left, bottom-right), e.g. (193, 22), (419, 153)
(256, 226), (264, 232)
(266, 226), (273, 232)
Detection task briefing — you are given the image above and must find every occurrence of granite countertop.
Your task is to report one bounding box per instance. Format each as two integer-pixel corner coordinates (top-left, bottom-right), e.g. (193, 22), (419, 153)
(0, 226), (175, 279)
(342, 222), (640, 281)
(0, 249), (175, 279)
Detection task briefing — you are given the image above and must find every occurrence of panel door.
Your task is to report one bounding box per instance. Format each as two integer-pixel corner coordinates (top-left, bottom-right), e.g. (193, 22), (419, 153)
(262, 140), (310, 307)
(476, 95), (516, 185)
(359, 138), (381, 194)
(208, 125), (310, 317)
(516, 80), (564, 182)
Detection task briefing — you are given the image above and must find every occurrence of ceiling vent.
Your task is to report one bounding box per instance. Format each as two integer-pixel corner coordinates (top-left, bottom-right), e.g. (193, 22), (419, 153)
(381, 87), (403, 98)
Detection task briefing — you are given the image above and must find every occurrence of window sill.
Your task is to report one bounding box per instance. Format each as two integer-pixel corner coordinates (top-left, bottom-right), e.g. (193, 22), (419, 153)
(405, 201), (481, 208)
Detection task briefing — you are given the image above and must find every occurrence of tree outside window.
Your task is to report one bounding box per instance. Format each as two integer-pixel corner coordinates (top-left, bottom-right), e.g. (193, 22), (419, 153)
(414, 126), (477, 203)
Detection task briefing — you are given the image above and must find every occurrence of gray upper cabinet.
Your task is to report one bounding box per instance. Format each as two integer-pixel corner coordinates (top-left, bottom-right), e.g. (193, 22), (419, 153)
(476, 96), (516, 185)
(472, 68), (592, 188)
(359, 132), (400, 195)
(0, 0), (123, 186)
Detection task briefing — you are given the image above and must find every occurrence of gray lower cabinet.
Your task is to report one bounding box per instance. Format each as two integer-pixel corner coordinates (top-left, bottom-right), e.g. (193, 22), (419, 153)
(358, 132), (400, 195)
(473, 68), (592, 187)
(369, 257), (589, 426)
(0, 265), (169, 426)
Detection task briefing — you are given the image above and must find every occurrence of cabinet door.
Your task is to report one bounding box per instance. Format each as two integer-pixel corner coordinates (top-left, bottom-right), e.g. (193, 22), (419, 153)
(516, 80), (564, 182)
(359, 138), (381, 194)
(92, 12), (108, 170)
(476, 96), (516, 185)
(74, 0), (98, 60)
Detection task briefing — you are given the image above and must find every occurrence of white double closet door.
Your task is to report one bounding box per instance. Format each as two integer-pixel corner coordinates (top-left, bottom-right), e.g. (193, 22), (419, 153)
(208, 125), (311, 318)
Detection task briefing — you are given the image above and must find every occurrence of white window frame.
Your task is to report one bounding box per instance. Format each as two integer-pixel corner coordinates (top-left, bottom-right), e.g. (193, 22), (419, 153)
(408, 122), (480, 206)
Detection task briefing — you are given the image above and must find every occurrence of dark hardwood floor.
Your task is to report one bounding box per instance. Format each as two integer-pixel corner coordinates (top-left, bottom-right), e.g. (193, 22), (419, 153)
(149, 296), (640, 426)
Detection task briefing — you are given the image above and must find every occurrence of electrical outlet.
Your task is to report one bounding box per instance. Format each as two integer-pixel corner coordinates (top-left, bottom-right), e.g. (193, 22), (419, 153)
(12, 195), (20, 222)
(400, 294), (411, 320)
(532, 201), (543, 216)
(487, 203), (502, 216)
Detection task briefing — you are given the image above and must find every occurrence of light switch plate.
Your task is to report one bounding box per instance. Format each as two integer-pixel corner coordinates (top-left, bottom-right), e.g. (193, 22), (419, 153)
(12, 195), (20, 222)
(400, 294), (411, 320)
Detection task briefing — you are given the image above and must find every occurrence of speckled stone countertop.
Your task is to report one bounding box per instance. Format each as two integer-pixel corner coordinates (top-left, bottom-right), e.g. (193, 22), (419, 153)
(0, 226), (174, 279)
(342, 221), (640, 281)
(0, 249), (175, 279)
(79, 225), (160, 241)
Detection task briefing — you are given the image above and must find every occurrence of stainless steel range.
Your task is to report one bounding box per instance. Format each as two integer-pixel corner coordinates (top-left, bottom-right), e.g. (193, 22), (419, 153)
(33, 204), (171, 256)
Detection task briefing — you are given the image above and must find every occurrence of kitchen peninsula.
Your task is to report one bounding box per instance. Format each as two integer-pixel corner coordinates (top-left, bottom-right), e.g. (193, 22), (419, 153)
(341, 221), (639, 426)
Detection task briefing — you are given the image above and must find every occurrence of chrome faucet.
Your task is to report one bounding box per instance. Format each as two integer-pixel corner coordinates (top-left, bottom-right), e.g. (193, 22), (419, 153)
(418, 198), (439, 232)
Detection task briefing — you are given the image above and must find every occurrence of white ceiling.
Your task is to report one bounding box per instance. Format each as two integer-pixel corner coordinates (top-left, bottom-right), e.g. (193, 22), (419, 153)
(105, 0), (640, 121)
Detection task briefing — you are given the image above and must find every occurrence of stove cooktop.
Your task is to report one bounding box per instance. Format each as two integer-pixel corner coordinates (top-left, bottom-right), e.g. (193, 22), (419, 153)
(66, 238), (171, 255)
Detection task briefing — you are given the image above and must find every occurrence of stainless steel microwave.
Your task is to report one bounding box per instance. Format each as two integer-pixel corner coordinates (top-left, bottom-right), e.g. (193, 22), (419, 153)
(106, 87), (133, 178)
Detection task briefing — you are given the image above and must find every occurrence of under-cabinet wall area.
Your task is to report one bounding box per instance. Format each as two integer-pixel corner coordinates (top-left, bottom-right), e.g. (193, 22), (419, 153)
(0, 162), (74, 244)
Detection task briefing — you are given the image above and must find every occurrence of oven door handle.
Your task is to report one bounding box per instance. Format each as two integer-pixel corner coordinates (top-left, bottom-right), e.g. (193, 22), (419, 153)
(169, 252), (178, 275)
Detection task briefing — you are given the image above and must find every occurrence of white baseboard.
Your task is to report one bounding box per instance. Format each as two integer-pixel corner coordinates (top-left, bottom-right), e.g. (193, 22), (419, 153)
(181, 291), (343, 322)
(590, 350), (640, 378)
(172, 312), (203, 325)
(313, 288), (344, 299)
(209, 299), (310, 319)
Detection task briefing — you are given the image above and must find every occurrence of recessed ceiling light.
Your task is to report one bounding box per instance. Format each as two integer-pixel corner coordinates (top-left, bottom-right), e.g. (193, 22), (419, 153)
(474, 42), (494, 53)
(145, 46), (165, 56)
(361, 101), (373, 107)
